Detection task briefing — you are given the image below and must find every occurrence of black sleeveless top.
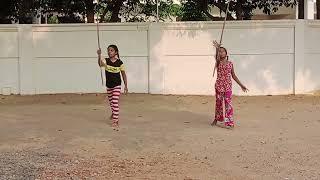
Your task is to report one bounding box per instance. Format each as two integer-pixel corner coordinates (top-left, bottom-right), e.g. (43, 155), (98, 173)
(104, 58), (124, 88)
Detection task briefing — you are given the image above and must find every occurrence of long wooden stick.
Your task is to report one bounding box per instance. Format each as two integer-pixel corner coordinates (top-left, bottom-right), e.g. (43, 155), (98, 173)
(97, 19), (101, 48)
(219, 1), (230, 44)
(96, 0), (104, 86)
(213, 1), (230, 77)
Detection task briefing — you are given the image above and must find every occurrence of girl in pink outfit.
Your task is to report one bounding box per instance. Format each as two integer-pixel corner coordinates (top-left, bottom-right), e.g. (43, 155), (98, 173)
(211, 41), (248, 128)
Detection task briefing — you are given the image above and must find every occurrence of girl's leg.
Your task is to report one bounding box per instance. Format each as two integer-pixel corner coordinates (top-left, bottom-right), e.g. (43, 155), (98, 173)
(224, 91), (234, 127)
(111, 86), (121, 126)
(213, 90), (224, 125)
(107, 88), (113, 119)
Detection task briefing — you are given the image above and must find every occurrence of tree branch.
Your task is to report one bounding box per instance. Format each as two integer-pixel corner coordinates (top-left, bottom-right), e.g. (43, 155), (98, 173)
(211, 2), (235, 20)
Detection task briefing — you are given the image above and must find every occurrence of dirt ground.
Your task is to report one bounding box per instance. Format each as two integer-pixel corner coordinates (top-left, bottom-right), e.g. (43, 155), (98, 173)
(0, 94), (320, 180)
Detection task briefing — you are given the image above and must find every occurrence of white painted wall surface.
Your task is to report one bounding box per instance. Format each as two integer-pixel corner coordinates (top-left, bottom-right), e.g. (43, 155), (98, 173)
(297, 21), (320, 94)
(0, 20), (319, 96)
(149, 21), (296, 95)
(24, 23), (148, 95)
(0, 26), (19, 95)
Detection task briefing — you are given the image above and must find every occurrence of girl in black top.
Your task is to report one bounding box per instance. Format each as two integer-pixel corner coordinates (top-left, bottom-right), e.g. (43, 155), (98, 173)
(97, 45), (128, 130)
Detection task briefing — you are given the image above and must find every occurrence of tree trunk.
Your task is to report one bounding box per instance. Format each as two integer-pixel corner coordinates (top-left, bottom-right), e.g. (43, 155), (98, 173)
(85, 0), (94, 23)
(317, 0), (320, 19)
(109, 0), (123, 22)
(235, 3), (243, 20)
(298, 0), (304, 19)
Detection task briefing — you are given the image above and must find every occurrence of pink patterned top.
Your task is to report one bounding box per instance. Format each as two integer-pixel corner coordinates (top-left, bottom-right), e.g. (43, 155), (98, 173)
(215, 61), (233, 92)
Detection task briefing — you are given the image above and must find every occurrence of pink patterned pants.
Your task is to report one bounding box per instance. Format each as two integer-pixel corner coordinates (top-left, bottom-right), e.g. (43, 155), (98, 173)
(214, 90), (234, 126)
(107, 86), (121, 124)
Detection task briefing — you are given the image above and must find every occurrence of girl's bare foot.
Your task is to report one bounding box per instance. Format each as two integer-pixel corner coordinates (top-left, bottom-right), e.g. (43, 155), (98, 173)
(225, 121), (234, 129)
(213, 121), (234, 129)
(211, 119), (217, 126)
(225, 124), (234, 129)
(112, 122), (119, 131)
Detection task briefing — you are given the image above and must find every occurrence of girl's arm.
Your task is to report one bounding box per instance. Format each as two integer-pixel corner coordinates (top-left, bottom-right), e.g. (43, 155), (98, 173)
(97, 49), (106, 67)
(231, 65), (248, 92)
(121, 70), (128, 94)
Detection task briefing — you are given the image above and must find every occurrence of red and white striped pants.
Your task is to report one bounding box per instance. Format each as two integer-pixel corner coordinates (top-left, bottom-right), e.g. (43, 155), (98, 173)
(107, 86), (121, 124)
